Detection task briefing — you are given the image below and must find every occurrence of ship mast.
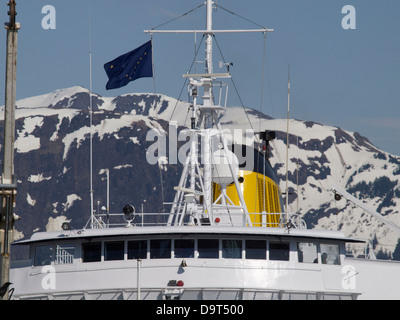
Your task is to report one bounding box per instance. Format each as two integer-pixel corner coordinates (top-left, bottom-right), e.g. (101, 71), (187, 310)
(145, 0), (273, 226)
(204, 0), (213, 97)
(201, 0), (214, 215)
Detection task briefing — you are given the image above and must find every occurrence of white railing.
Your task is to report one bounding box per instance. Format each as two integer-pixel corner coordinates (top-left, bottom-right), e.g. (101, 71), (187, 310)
(83, 208), (306, 230)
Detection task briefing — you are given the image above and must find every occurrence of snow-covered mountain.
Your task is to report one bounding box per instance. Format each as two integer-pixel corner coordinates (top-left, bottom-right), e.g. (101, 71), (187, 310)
(5, 86), (400, 258)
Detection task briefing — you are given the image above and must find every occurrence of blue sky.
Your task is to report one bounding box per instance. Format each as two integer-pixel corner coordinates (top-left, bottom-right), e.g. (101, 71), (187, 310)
(1, 0), (400, 155)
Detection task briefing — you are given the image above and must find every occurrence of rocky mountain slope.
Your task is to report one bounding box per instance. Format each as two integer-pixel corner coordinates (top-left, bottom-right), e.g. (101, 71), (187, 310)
(4, 86), (400, 258)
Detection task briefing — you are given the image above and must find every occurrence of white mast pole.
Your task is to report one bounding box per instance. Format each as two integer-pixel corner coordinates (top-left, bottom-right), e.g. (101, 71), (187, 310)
(285, 66), (290, 224)
(204, 0), (213, 109)
(89, 9), (94, 229)
(201, 0), (214, 217)
(205, 0), (213, 76)
(106, 168), (110, 220)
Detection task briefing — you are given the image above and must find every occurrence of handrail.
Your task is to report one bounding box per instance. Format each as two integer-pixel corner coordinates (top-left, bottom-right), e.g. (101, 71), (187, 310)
(83, 210), (306, 229)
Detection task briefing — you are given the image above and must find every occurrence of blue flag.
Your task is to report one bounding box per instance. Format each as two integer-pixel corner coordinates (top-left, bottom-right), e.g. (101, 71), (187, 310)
(104, 40), (153, 90)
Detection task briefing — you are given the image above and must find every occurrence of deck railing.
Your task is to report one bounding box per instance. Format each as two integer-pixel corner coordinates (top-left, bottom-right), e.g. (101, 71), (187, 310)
(84, 208), (306, 230)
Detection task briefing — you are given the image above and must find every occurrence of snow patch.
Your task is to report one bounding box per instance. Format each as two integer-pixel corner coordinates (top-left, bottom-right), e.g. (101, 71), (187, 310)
(16, 86), (88, 109)
(46, 216), (70, 232)
(61, 114), (159, 160)
(62, 194), (82, 211)
(52, 202), (59, 214)
(130, 136), (140, 144)
(15, 116), (44, 153)
(50, 109), (80, 141)
(15, 136), (40, 153)
(28, 173), (52, 183)
(26, 193), (36, 206)
(113, 164), (133, 170)
(13, 229), (25, 241)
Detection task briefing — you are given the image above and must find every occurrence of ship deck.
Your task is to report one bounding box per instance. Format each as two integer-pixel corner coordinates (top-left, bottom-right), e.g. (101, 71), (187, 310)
(13, 223), (364, 245)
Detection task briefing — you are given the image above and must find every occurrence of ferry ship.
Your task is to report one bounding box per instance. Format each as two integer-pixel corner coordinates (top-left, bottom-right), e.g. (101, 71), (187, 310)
(9, 0), (400, 300)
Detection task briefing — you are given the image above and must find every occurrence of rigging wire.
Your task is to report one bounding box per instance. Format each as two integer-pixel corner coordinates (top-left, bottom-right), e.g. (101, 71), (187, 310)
(151, 35), (157, 97)
(214, 3), (267, 29)
(150, 34), (166, 215)
(214, 33), (271, 217)
(167, 35), (205, 123)
(150, 3), (205, 31)
(150, 7), (205, 213)
(255, 33), (268, 213)
(148, 2), (273, 219)
(257, 33), (267, 138)
(153, 34), (204, 214)
(213, 2), (275, 153)
(212, 35), (255, 135)
(147, 3), (205, 122)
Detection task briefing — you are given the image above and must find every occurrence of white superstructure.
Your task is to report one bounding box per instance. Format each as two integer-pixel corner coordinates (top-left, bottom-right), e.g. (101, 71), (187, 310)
(10, 215), (400, 300)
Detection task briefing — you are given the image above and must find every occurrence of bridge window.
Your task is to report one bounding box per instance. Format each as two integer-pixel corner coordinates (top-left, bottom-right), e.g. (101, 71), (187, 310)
(34, 245), (54, 266)
(269, 242), (289, 261)
(128, 240), (147, 259)
(82, 242), (102, 263)
(174, 239), (194, 258)
(222, 240), (242, 259)
(246, 240), (266, 259)
(320, 243), (340, 265)
(105, 241), (124, 261)
(297, 242), (318, 263)
(150, 239), (171, 259)
(198, 239), (219, 258)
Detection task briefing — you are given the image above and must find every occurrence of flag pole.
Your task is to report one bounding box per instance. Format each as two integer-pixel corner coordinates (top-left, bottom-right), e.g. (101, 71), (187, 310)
(151, 35), (156, 96)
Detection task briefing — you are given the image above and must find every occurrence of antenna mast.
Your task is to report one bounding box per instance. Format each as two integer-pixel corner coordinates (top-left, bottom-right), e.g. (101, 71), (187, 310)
(285, 66), (290, 224)
(145, 0), (273, 226)
(1, 0), (20, 299)
(89, 9), (94, 228)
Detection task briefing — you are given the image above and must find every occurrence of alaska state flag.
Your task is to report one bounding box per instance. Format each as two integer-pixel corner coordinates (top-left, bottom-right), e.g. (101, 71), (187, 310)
(104, 40), (153, 90)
